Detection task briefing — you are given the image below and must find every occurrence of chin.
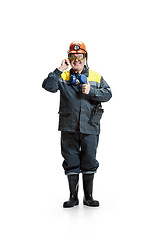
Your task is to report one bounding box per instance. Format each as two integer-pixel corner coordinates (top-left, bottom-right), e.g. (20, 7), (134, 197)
(72, 64), (84, 72)
(73, 67), (81, 71)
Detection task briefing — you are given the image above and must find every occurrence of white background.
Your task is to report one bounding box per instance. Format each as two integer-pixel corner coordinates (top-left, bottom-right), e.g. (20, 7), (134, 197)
(0, 0), (160, 239)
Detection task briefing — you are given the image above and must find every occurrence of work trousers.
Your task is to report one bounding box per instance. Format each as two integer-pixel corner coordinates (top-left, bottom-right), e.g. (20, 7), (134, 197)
(61, 131), (99, 175)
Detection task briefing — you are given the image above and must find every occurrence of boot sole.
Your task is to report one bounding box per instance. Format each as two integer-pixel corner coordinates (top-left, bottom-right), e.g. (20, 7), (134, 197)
(63, 200), (79, 208)
(83, 200), (99, 207)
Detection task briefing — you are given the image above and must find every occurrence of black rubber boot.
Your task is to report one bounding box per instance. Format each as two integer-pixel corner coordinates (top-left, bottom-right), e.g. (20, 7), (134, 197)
(83, 174), (99, 207)
(63, 174), (79, 208)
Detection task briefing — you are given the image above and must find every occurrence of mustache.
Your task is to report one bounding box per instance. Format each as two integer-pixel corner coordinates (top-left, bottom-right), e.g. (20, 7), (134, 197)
(73, 61), (82, 64)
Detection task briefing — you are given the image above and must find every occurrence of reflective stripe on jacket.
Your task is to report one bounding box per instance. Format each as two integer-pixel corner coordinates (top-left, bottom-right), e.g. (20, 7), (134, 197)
(42, 67), (112, 134)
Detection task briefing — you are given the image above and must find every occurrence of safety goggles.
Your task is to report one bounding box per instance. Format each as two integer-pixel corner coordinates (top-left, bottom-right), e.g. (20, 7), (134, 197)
(68, 53), (86, 61)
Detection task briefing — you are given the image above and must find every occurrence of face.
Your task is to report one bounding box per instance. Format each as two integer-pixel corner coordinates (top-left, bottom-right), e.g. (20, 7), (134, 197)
(69, 53), (86, 73)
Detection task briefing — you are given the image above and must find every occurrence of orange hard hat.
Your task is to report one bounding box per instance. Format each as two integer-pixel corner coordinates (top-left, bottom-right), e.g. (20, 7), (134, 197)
(67, 40), (87, 54)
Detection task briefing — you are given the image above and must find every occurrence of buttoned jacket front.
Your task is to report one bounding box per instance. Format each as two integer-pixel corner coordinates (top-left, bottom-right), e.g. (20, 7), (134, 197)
(42, 67), (112, 134)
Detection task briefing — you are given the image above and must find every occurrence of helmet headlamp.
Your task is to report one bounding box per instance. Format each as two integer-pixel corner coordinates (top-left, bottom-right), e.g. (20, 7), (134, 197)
(73, 44), (80, 51)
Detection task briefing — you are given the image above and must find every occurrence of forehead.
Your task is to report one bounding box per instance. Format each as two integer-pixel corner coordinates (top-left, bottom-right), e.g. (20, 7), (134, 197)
(70, 53), (84, 55)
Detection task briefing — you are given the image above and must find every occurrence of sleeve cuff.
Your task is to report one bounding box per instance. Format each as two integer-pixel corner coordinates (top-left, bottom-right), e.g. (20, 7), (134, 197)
(89, 87), (95, 97)
(54, 68), (63, 76)
(48, 68), (62, 78)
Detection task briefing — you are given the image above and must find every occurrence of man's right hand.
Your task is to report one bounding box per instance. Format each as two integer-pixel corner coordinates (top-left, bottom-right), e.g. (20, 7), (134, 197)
(58, 59), (69, 72)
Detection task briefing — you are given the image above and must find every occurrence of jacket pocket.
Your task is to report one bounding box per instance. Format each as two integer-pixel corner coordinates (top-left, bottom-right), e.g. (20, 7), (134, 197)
(58, 108), (73, 129)
(88, 107), (104, 126)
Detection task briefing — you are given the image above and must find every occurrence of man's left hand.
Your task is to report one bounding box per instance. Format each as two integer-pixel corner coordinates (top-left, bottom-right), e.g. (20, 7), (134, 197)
(82, 80), (90, 95)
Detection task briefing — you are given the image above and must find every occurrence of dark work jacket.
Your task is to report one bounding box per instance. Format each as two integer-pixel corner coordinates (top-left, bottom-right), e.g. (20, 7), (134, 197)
(42, 67), (112, 135)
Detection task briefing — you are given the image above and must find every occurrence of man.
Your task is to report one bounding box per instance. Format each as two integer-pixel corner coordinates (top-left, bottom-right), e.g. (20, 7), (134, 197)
(42, 40), (112, 208)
